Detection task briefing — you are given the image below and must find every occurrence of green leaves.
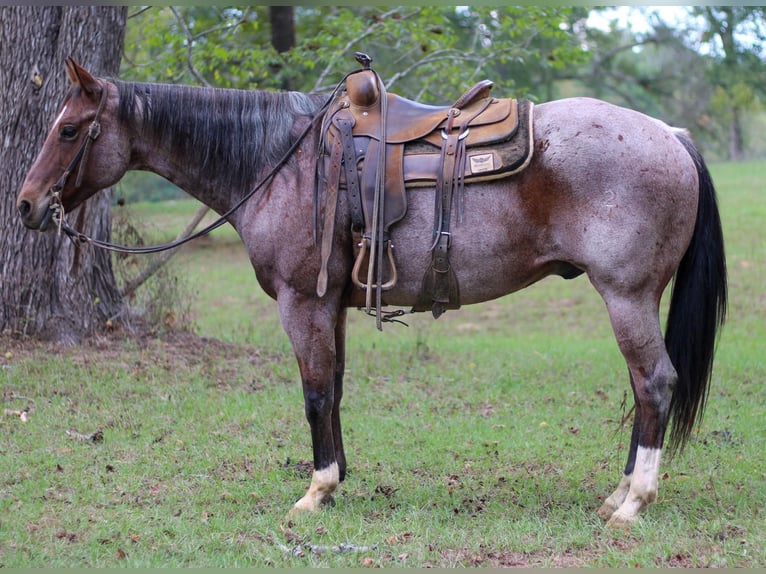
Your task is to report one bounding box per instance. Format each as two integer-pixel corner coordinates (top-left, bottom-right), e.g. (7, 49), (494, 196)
(122, 6), (585, 101)
(120, 7), (766, 160)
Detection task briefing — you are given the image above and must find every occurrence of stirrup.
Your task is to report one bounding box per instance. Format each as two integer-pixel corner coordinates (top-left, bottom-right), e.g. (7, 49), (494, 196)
(351, 237), (397, 292)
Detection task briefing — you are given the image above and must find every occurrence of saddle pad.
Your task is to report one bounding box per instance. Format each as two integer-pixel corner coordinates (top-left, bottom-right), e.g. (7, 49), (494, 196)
(401, 99), (534, 186)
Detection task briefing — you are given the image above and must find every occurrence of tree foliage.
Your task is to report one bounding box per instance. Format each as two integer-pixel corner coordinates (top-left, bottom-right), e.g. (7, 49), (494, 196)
(545, 6), (765, 160)
(690, 7), (766, 159)
(122, 6), (587, 101)
(119, 5), (765, 187)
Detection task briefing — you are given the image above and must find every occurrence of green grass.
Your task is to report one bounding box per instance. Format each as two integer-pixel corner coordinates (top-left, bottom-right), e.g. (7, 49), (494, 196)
(1, 161), (764, 567)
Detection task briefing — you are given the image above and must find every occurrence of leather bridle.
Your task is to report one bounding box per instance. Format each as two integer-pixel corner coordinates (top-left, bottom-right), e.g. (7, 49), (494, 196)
(49, 82), (108, 236)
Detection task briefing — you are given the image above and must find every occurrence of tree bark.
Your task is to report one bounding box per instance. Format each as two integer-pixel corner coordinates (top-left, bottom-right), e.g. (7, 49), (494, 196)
(0, 6), (127, 343)
(728, 107), (744, 161)
(269, 6), (295, 90)
(270, 6), (295, 54)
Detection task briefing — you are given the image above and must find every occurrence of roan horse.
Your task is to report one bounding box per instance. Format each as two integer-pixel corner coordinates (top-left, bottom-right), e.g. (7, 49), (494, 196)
(17, 59), (726, 527)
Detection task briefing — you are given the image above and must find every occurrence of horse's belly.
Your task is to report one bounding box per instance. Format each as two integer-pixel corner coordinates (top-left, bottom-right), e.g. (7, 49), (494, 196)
(360, 186), (549, 308)
(377, 251), (548, 308)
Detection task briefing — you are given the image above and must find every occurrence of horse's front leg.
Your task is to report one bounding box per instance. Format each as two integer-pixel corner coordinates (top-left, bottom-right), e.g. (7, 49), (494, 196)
(332, 306), (348, 482)
(277, 289), (344, 513)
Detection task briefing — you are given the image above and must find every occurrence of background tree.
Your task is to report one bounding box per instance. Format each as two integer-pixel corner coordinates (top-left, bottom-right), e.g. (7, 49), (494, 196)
(0, 6), (127, 343)
(121, 6), (585, 99)
(692, 6), (766, 160)
(269, 6), (295, 90)
(547, 6), (766, 161)
(554, 13), (713, 128)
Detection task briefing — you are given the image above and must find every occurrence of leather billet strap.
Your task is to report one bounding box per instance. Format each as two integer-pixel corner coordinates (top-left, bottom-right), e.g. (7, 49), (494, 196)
(412, 94), (496, 317)
(338, 118), (363, 229)
(316, 115), (347, 297)
(412, 110), (465, 318)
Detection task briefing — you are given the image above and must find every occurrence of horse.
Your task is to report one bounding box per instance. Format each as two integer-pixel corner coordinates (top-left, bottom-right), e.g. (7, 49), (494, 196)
(16, 59), (726, 527)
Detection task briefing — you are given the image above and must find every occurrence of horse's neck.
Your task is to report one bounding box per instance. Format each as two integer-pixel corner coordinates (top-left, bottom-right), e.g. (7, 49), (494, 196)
(130, 140), (241, 216)
(124, 88), (264, 216)
(122, 84), (323, 224)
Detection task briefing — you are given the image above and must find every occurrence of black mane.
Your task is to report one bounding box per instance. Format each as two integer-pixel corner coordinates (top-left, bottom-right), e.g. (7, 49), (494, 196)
(115, 81), (324, 193)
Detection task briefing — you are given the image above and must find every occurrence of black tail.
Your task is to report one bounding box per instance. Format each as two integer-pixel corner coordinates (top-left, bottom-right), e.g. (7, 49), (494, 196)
(665, 132), (727, 453)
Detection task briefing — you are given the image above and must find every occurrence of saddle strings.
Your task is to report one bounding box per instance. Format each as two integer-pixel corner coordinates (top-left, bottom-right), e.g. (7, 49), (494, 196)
(364, 69), (389, 329)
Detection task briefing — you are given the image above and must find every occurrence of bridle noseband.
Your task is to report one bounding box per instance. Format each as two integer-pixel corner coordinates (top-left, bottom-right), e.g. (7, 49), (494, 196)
(49, 82), (109, 235)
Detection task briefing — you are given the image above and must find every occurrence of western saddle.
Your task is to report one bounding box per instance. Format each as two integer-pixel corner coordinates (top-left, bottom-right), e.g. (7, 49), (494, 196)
(318, 53), (534, 326)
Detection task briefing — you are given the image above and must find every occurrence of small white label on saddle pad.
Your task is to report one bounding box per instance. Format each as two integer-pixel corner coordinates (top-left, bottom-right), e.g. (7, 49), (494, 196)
(469, 153), (495, 174)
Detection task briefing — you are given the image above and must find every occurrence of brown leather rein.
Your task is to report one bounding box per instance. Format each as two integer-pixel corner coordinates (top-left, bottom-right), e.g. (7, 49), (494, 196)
(52, 72), (359, 255)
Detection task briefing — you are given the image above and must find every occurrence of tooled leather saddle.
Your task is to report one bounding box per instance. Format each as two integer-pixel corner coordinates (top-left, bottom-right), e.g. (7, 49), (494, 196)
(318, 53), (534, 326)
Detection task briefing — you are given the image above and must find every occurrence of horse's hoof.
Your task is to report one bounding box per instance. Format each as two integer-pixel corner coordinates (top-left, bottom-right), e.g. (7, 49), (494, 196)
(597, 502), (617, 521)
(605, 511), (637, 529)
(287, 494), (335, 519)
(287, 501), (315, 518)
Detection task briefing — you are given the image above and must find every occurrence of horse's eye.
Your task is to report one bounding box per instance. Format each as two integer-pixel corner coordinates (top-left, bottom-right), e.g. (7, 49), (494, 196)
(60, 125), (78, 140)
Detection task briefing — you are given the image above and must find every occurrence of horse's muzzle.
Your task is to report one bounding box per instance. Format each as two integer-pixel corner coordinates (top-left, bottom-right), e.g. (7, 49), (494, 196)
(17, 197), (52, 231)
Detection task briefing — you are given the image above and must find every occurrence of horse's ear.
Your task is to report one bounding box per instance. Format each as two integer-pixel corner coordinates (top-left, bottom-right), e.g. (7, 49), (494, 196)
(65, 57), (100, 96)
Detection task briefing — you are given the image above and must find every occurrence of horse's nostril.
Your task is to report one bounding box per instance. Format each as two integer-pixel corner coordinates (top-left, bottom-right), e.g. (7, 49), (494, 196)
(18, 199), (31, 219)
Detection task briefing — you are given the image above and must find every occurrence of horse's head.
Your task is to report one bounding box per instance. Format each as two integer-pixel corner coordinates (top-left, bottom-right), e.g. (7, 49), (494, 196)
(17, 58), (130, 231)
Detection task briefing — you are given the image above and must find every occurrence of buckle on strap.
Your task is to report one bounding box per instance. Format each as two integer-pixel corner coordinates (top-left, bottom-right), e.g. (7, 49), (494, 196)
(440, 127), (470, 141)
(87, 119), (101, 140)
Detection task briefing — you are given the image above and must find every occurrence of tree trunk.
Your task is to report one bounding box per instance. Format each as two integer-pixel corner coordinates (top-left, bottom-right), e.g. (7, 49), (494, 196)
(728, 106), (744, 161)
(0, 6), (127, 344)
(269, 6), (295, 90)
(270, 6), (295, 54)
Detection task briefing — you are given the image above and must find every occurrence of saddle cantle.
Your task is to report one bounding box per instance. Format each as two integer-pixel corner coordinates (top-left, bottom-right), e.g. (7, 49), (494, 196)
(317, 55), (534, 325)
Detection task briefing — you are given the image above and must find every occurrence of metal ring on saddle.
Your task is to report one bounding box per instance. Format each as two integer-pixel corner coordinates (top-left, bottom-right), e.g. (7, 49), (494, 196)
(441, 128), (470, 141)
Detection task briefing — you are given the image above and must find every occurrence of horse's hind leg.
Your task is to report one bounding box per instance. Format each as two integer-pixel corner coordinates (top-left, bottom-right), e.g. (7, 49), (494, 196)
(597, 293), (678, 526)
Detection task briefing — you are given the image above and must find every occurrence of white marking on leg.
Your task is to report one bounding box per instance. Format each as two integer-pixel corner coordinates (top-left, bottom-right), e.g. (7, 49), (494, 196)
(631, 446), (662, 503)
(292, 462), (339, 512)
(608, 446), (662, 526)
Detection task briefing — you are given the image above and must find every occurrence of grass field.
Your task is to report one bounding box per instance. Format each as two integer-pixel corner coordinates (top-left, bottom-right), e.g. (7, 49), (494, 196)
(1, 161), (764, 567)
